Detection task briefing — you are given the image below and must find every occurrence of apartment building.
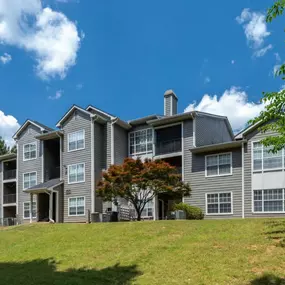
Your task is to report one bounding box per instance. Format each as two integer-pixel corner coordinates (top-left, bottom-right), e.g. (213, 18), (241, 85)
(0, 90), (284, 224)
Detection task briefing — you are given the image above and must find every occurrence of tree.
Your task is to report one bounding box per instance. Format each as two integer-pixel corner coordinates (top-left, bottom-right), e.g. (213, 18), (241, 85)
(10, 145), (17, 154)
(0, 137), (10, 155)
(97, 158), (191, 221)
(249, 0), (285, 152)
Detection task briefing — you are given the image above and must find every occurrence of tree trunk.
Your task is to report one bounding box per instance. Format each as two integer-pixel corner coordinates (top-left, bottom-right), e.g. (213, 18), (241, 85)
(136, 209), (142, 221)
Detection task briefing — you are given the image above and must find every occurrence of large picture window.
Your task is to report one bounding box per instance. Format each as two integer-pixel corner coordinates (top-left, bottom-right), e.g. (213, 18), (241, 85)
(141, 201), (153, 217)
(23, 201), (37, 219)
(68, 197), (85, 216)
(253, 189), (285, 213)
(253, 142), (283, 171)
(23, 142), (37, 161)
(206, 192), (232, 214)
(129, 129), (153, 155)
(23, 172), (37, 189)
(68, 130), (85, 152)
(205, 153), (232, 177)
(68, 163), (85, 184)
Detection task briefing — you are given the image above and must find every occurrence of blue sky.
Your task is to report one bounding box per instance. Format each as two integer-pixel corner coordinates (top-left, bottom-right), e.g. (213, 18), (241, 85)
(0, 0), (284, 145)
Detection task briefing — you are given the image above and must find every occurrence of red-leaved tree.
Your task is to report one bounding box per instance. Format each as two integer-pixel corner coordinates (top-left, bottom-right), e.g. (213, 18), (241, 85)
(97, 157), (191, 221)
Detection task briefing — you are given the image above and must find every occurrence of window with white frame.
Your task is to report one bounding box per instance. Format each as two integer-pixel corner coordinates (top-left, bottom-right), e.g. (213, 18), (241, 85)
(141, 201), (153, 217)
(205, 153), (232, 177)
(206, 192), (232, 214)
(23, 172), (37, 189)
(68, 163), (85, 184)
(23, 142), (37, 161)
(68, 196), (85, 216)
(68, 130), (85, 152)
(253, 142), (283, 171)
(129, 129), (153, 155)
(23, 201), (37, 219)
(253, 189), (285, 212)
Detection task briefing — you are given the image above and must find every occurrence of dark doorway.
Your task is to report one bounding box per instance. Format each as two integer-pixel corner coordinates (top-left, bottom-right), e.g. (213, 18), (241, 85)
(38, 193), (49, 222)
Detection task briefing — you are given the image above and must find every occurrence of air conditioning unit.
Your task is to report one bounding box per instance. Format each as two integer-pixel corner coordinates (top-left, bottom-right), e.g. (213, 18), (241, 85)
(175, 210), (186, 220)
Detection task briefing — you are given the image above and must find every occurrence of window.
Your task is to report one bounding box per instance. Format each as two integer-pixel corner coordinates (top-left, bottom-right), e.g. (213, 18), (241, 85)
(206, 192), (232, 214)
(205, 153), (232, 177)
(23, 201), (37, 219)
(23, 172), (37, 189)
(68, 130), (85, 152)
(141, 201), (153, 217)
(253, 142), (283, 171)
(68, 163), (85, 184)
(129, 129), (153, 155)
(68, 197), (85, 216)
(253, 189), (285, 212)
(23, 142), (37, 161)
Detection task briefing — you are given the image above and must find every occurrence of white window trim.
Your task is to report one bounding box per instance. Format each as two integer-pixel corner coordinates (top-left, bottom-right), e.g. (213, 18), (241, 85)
(23, 201), (37, 219)
(68, 196), (86, 217)
(68, 129), (85, 152)
(251, 140), (284, 173)
(22, 171), (37, 190)
(23, 142), (37, 161)
(205, 152), (233, 177)
(128, 128), (153, 156)
(205, 191), (233, 215)
(67, 163), (85, 184)
(252, 188), (285, 214)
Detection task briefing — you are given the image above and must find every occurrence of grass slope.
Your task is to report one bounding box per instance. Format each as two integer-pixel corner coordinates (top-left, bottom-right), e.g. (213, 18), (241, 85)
(0, 219), (285, 285)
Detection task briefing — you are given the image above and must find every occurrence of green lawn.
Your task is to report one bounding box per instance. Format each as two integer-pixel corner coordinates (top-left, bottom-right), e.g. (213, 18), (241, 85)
(0, 219), (285, 285)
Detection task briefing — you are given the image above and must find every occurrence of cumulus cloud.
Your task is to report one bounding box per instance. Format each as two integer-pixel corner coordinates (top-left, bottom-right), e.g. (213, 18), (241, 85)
(0, 52), (11, 64)
(236, 8), (271, 57)
(0, 110), (19, 146)
(0, 0), (82, 79)
(184, 86), (265, 132)
(48, 90), (63, 100)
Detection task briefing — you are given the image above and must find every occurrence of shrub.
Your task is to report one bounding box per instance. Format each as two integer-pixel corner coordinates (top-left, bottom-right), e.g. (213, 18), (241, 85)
(173, 203), (204, 220)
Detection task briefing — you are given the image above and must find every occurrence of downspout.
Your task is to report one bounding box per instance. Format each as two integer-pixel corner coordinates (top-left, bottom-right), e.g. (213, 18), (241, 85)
(90, 115), (96, 213)
(111, 118), (118, 211)
(242, 142), (245, 219)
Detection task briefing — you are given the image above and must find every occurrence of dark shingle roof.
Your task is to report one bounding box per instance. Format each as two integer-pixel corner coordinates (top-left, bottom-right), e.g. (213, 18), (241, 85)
(31, 120), (54, 132)
(27, 178), (63, 191)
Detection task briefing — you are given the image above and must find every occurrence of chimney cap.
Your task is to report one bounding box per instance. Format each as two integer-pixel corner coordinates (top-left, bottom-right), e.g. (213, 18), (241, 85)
(164, 89), (178, 100)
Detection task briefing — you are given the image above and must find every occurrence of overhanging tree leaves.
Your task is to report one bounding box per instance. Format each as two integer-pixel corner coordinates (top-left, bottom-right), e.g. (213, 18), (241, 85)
(0, 137), (10, 155)
(249, 0), (285, 152)
(97, 158), (191, 221)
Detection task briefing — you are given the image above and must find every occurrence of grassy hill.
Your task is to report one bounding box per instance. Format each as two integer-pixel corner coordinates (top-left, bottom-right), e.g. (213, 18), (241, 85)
(0, 219), (285, 285)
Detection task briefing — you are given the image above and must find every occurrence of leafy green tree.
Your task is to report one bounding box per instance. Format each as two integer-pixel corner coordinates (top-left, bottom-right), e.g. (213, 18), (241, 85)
(249, 0), (285, 152)
(0, 137), (10, 155)
(10, 145), (17, 154)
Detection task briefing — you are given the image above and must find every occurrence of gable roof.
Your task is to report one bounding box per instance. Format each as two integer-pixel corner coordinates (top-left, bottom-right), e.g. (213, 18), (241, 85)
(86, 105), (116, 119)
(13, 119), (53, 140)
(234, 122), (263, 140)
(128, 114), (163, 126)
(56, 105), (92, 127)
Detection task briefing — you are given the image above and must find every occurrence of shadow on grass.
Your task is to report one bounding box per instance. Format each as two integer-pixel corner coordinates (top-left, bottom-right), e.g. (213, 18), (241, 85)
(264, 220), (285, 247)
(0, 259), (141, 285)
(251, 274), (285, 285)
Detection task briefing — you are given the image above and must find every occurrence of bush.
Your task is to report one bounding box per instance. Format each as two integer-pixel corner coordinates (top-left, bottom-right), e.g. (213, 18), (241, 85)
(173, 203), (204, 220)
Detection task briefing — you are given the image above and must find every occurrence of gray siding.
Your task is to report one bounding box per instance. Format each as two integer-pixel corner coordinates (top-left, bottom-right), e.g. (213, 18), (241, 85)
(244, 128), (285, 218)
(164, 96), (171, 116)
(0, 162), (2, 220)
(114, 124), (128, 164)
(17, 124), (43, 223)
(195, 115), (232, 146)
(62, 110), (92, 222)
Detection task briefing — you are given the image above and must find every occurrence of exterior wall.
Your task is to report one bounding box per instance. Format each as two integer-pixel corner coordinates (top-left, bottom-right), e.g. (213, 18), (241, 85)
(114, 124), (128, 164)
(0, 162), (2, 220)
(61, 110), (92, 222)
(164, 96), (171, 116)
(195, 115), (232, 147)
(244, 128), (285, 218)
(17, 124), (43, 223)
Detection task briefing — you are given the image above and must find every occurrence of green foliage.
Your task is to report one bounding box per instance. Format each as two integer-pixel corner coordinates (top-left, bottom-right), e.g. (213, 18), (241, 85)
(173, 202), (204, 220)
(249, 0), (285, 152)
(0, 137), (10, 155)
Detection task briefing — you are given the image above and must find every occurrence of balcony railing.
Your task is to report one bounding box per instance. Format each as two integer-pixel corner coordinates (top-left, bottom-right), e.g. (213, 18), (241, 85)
(3, 169), (16, 180)
(44, 166), (60, 182)
(3, 194), (16, 204)
(156, 139), (182, 156)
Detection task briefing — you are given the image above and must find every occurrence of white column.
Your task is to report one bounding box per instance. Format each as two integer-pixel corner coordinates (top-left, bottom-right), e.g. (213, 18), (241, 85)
(153, 196), (158, 221)
(49, 192), (53, 221)
(30, 193), (33, 223)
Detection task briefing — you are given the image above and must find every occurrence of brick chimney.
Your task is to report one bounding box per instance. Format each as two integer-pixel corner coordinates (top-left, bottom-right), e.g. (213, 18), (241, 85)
(164, 89), (178, 116)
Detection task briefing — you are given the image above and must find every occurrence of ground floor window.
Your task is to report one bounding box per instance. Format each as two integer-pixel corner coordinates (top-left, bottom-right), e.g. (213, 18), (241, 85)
(206, 192), (232, 214)
(253, 189), (285, 212)
(141, 201), (153, 217)
(68, 196), (85, 216)
(23, 201), (37, 219)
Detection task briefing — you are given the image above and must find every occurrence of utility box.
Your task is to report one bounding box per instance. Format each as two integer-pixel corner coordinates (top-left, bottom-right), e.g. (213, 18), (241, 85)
(175, 210), (186, 220)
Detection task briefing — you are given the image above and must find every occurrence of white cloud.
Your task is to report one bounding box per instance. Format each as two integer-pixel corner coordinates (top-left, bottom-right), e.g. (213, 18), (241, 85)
(0, 52), (11, 64)
(184, 86), (265, 132)
(273, 64), (281, 76)
(253, 44), (273, 58)
(0, 0), (82, 79)
(236, 8), (270, 49)
(231, 60), (235, 64)
(76, 83), (83, 90)
(48, 90), (63, 100)
(274, 53), (281, 62)
(204, 76), (211, 84)
(0, 110), (19, 146)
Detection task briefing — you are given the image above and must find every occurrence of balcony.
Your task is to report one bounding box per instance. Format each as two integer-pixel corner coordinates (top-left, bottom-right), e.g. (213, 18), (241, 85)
(44, 166), (60, 182)
(156, 139), (182, 156)
(3, 194), (16, 204)
(3, 169), (16, 180)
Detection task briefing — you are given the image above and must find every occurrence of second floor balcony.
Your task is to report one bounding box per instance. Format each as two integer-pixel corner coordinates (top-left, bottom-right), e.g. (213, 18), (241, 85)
(3, 194), (16, 204)
(3, 169), (16, 180)
(156, 138), (182, 156)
